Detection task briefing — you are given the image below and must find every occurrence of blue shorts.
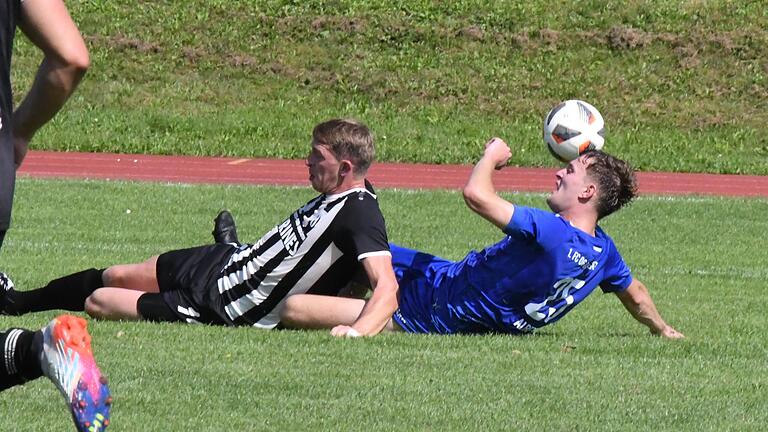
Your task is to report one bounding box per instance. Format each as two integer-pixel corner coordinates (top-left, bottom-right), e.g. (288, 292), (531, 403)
(390, 243), (447, 281)
(389, 243), (451, 333)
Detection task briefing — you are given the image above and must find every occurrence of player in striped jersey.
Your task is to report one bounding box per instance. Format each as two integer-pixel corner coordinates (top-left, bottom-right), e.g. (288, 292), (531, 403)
(0, 119), (399, 337)
(280, 138), (684, 339)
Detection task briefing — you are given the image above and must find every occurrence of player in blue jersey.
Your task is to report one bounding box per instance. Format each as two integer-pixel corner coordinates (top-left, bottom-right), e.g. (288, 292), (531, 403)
(279, 138), (684, 339)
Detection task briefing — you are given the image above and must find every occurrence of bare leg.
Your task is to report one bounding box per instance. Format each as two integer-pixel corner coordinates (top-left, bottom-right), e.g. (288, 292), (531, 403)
(102, 256), (160, 292)
(280, 294), (399, 332)
(85, 288), (146, 321)
(85, 256), (161, 320)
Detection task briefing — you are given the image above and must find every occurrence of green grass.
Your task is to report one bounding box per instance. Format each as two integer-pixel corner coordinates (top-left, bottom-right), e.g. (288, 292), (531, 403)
(9, 0), (768, 173)
(3, 1), (767, 429)
(0, 178), (766, 431)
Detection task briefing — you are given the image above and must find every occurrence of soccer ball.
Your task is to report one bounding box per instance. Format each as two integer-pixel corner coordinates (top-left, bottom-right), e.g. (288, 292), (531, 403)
(543, 100), (605, 162)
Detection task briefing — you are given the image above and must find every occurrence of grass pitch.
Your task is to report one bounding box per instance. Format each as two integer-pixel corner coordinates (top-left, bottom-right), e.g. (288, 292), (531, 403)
(0, 178), (766, 431)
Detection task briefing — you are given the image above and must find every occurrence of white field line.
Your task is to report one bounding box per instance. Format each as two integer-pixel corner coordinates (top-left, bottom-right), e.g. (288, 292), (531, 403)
(636, 265), (768, 280)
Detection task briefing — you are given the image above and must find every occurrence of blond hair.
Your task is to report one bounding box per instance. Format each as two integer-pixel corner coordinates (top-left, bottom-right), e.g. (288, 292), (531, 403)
(312, 118), (375, 176)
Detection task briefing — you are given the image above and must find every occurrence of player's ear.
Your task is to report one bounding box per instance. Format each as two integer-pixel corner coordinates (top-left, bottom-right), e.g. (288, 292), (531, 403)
(580, 183), (597, 200)
(338, 159), (353, 177)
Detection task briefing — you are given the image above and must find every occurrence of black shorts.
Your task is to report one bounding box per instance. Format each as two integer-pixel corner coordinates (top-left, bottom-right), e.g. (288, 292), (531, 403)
(142, 243), (238, 324)
(0, 133), (15, 232)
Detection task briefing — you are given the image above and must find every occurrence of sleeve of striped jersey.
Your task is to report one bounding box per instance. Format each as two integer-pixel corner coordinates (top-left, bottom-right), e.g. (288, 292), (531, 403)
(503, 206), (567, 250)
(599, 240), (633, 293)
(334, 194), (391, 261)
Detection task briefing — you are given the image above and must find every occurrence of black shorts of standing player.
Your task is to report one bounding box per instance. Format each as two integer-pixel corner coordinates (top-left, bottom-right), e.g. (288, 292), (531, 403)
(0, 112), (12, 250)
(137, 243), (237, 325)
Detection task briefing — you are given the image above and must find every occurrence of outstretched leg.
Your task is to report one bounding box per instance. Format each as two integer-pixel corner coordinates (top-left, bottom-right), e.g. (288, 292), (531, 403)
(84, 288), (147, 321)
(85, 257), (161, 321)
(100, 256), (160, 292)
(1, 256), (160, 316)
(1, 269), (105, 315)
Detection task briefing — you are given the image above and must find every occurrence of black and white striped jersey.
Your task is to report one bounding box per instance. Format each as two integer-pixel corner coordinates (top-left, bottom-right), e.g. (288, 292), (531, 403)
(214, 185), (390, 327)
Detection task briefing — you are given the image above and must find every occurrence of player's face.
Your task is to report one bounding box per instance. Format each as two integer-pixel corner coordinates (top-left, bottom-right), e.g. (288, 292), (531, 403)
(546, 155), (592, 213)
(306, 142), (344, 193)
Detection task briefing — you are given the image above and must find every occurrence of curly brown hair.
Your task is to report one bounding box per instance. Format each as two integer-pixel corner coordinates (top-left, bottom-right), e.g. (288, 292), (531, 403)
(583, 150), (638, 219)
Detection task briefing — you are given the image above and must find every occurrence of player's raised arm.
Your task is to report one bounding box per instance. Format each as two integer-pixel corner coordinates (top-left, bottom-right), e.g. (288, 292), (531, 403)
(615, 279), (684, 339)
(331, 254), (398, 337)
(462, 137), (515, 230)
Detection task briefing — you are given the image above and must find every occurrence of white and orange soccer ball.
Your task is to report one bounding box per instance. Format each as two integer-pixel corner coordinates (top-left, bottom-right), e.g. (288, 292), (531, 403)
(543, 99), (605, 162)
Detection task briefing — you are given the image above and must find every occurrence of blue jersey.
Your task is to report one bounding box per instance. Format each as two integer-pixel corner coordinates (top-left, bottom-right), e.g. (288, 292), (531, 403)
(392, 206), (633, 334)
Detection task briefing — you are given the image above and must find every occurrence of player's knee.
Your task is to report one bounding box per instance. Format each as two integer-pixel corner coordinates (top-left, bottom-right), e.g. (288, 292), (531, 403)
(101, 267), (117, 287)
(102, 266), (126, 287)
(84, 290), (119, 319)
(84, 292), (106, 319)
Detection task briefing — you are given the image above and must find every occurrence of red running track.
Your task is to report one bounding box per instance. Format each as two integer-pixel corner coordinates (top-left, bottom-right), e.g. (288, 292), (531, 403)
(16, 150), (768, 197)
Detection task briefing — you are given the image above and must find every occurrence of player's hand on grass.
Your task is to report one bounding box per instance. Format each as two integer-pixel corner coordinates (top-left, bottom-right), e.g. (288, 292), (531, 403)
(331, 325), (362, 338)
(653, 325), (685, 339)
(484, 137), (512, 170)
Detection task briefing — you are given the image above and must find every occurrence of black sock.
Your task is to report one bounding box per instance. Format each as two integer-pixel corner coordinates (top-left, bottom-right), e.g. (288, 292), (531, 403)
(0, 328), (42, 390)
(0, 229), (6, 251)
(8, 268), (105, 314)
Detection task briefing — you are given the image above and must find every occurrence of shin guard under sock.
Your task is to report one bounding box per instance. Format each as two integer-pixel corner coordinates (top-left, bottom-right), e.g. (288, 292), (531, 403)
(10, 268), (105, 314)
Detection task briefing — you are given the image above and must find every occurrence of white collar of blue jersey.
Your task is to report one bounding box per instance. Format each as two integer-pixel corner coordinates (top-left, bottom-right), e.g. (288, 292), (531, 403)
(557, 214), (602, 240)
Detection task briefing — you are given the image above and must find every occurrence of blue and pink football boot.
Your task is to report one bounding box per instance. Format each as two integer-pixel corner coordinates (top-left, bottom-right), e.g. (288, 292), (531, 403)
(41, 315), (112, 431)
